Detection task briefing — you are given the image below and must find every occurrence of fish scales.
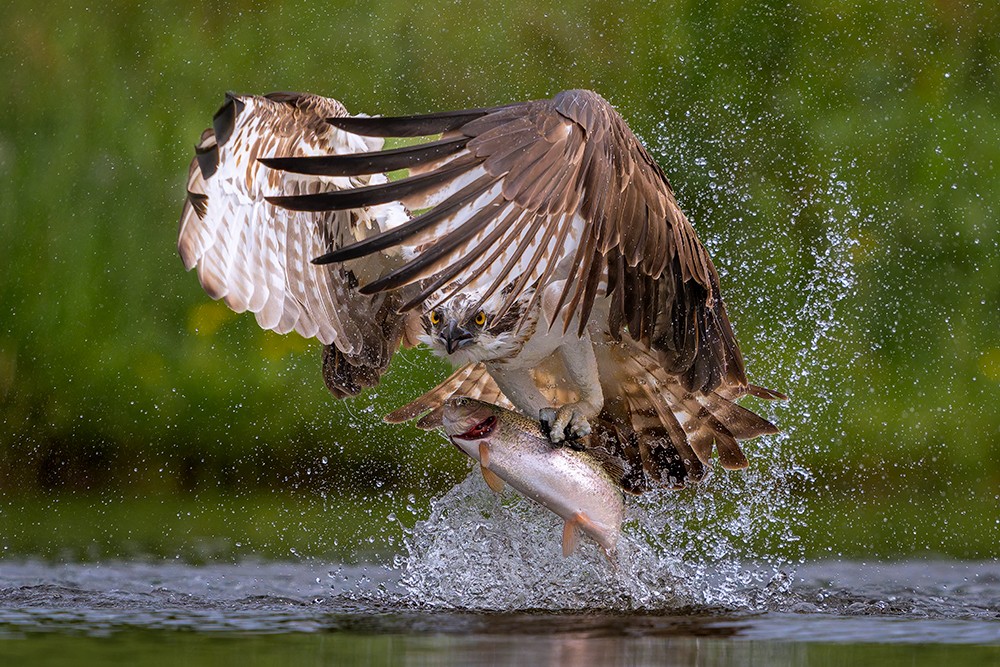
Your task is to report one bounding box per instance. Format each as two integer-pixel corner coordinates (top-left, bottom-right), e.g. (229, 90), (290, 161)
(442, 397), (624, 558)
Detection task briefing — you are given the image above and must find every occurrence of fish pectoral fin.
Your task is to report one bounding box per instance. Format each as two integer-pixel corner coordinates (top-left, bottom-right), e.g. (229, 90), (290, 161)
(562, 514), (582, 557)
(480, 465), (505, 493)
(478, 441), (491, 469)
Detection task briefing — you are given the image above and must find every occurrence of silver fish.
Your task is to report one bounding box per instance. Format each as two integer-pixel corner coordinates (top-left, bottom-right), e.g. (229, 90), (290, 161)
(442, 397), (625, 558)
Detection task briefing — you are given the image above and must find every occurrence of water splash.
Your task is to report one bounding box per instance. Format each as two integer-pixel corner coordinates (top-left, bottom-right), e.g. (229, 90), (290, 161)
(394, 449), (798, 611)
(388, 106), (868, 612)
(397, 473), (622, 610)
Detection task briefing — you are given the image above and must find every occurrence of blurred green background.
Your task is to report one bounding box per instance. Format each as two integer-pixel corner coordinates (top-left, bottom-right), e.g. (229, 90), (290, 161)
(0, 0), (996, 561)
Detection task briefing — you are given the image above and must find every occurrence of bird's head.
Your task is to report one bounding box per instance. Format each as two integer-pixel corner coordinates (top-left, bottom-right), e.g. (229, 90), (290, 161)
(418, 293), (536, 364)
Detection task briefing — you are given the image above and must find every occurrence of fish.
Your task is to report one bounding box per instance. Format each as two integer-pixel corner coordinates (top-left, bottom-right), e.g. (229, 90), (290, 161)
(442, 397), (625, 558)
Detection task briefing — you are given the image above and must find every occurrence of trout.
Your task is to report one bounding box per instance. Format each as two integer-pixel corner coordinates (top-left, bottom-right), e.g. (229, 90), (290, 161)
(442, 397), (625, 558)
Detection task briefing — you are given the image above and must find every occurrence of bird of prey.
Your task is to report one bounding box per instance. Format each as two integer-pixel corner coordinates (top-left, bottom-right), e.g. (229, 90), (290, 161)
(178, 89), (783, 492)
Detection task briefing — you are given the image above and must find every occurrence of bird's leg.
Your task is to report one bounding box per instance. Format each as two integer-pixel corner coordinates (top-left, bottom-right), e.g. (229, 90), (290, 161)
(486, 362), (552, 420)
(487, 363), (593, 445)
(485, 333), (604, 445)
(542, 332), (604, 444)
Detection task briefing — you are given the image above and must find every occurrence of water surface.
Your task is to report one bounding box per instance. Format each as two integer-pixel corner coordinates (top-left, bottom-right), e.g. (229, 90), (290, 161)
(2, 559), (998, 666)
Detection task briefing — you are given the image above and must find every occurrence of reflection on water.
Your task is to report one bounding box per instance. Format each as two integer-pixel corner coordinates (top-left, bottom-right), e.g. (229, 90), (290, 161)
(3, 630), (998, 667)
(1, 559), (998, 666)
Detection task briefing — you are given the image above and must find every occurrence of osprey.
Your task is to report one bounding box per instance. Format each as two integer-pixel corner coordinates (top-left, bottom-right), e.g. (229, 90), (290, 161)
(178, 89), (783, 492)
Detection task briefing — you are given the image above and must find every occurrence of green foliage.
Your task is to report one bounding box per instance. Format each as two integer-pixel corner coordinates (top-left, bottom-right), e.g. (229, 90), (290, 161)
(0, 1), (997, 556)
(0, 490), (425, 562)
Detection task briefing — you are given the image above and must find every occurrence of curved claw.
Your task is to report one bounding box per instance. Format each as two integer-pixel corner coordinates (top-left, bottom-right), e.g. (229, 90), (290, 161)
(539, 407), (557, 439)
(539, 405), (592, 444)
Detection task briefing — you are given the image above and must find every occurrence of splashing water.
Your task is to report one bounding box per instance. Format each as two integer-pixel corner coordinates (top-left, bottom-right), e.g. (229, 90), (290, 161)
(395, 465), (798, 611)
(386, 106), (868, 612)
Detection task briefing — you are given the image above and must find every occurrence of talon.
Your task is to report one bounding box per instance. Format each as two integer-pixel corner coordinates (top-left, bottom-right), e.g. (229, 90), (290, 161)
(540, 405), (592, 444)
(568, 413), (592, 439)
(539, 407), (557, 440)
(551, 409), (572, 443)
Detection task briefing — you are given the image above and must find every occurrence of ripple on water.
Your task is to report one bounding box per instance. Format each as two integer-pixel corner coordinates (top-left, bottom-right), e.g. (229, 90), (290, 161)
(0, 559), (999, 643)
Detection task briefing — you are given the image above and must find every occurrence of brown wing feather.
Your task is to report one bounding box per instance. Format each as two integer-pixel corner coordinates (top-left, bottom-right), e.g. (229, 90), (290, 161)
(591, 337), (778, 490)
(178, 92), (412, 396)
(385, 363), (514, 429)
(268, 89), (748, 394)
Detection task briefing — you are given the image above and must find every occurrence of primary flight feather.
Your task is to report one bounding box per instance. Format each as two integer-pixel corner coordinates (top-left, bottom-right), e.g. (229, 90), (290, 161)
(178, 89), (784, 490)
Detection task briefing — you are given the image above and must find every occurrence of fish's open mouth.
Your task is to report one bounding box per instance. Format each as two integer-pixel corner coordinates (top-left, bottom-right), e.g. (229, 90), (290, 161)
(454, 415), (497, 440)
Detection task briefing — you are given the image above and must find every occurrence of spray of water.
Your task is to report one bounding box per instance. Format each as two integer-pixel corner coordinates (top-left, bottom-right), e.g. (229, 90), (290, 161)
(382, 106), (868, 612)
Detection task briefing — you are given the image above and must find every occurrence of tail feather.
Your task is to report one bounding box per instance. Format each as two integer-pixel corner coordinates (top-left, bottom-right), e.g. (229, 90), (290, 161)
(700, 393), (779, 440)
(747, 384), (788, 401)
(595, 337), (778, 487)
(717, 382), (788, 402)
(712, 426), (749, 470)
(638, 346), (773, 472)
(616, 360), (707, 486)
(384, 364), (477, 423)
(688, 430), (714, 467)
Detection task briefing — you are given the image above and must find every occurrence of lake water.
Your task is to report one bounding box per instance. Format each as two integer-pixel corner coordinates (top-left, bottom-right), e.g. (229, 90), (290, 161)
(2, 475), (999, 665)
(1, 559), (998, 666)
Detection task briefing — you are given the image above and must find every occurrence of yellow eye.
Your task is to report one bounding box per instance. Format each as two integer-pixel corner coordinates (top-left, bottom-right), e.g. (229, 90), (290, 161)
(474, 311), (487, 326)
(429, 310), (440, 325)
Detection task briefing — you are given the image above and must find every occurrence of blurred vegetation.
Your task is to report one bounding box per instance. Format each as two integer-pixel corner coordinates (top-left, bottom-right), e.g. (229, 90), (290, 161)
(0, 1), (997, 559)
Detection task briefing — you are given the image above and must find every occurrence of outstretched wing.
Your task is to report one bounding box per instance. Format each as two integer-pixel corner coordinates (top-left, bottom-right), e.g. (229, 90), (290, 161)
(178, 92), (415, 395)
(265, 89), (747, 393)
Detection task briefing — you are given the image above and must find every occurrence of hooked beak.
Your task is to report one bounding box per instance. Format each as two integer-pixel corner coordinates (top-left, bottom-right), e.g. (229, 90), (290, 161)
(440, 319), (474, 355)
